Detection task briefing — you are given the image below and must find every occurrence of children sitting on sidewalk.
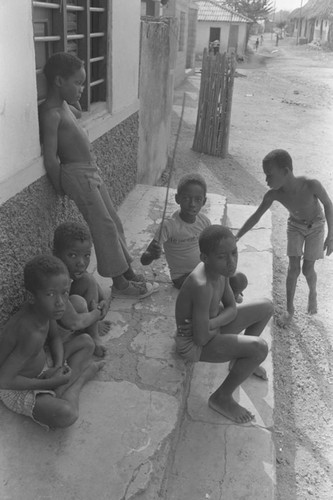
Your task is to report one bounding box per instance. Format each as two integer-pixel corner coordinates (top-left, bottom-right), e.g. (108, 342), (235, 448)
(140, 173), (248, 299)
(39, 52), (158, 299)
(53, 222), (111, 357)
(175, 226), (273, 423)
(0, 255), (104, 430)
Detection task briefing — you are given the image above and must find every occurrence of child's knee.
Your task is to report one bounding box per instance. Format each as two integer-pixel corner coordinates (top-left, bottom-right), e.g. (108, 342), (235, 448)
(251, 337), (268, 361)
(54, 402), (78, 428)
(80, 333), (95, 352)
(70, 294), (88, 313)
(302, 260), (315, 277)
(288, 258), (301, 276)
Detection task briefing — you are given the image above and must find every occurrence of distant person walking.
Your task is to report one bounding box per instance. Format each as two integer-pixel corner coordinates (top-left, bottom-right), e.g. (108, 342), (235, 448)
(260, 34), (264, 45)
(255, 38), (259, 51)
(275, 32), (279, 46)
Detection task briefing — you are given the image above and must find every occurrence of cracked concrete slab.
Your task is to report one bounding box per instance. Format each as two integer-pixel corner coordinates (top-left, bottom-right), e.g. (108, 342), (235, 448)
(0, 381), (179, 500)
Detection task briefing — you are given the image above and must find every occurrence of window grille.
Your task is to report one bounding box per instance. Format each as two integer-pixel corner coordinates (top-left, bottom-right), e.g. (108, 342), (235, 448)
(32, 0), (107, 110)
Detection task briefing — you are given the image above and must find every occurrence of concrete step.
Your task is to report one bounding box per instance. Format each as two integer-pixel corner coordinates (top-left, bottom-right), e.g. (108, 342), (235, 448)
(165, 203), (275, 500)
(0, 185), (227, 500)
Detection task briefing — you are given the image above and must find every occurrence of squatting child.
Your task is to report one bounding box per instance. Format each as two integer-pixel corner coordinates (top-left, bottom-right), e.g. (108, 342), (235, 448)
(53, 222), (111, 357)
(0, 255), (104, 430)
(39, 52), (158, 299)
(176, 225), (273, 424)
(141, 173), (248, 300)
(236, 149), (333, 326)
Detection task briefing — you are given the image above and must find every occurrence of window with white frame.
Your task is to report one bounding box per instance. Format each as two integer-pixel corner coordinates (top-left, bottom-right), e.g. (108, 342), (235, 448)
(32, 0), (107, 111)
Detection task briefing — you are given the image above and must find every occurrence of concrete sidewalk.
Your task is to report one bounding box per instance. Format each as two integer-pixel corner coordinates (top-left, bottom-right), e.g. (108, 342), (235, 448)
(0, 185), (275, 500)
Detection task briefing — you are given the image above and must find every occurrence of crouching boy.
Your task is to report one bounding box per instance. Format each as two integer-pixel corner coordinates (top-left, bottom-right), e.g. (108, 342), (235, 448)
(0, 255), (104, 430)
(175, 226), (273, 423)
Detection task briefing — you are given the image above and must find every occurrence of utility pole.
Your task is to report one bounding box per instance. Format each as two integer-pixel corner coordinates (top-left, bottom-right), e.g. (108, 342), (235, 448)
(296, 0), (304, 45)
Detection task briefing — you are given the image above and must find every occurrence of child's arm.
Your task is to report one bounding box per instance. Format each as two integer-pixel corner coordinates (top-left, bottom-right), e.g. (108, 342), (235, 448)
(0, 332), (70, 391)
(192, 287), (218, 346)
(311, 180), (333, 256)
(47, 320), (65, 369)
(60, 299), (104, 332)
(208, 280), (237, 330)
(140, 239), (162, 265)
(236, 191), (275, 240)
(40, 109), (63, 193)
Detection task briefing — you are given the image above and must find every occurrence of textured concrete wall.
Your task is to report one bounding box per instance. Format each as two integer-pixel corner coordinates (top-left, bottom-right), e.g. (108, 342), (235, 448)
(138, 19), (177, 185)
(0, 113), (138, 326)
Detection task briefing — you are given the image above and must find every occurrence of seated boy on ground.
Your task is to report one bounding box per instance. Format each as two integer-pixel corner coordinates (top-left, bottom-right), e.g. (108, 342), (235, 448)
(53, 222), (112, 357)
(0, 255), (104, 430)
(175, 226), (273, 423)
(141, 173), (247, 298)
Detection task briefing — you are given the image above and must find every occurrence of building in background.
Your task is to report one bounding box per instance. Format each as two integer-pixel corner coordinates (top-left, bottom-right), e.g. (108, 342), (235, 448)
(194, 0), (252, 58)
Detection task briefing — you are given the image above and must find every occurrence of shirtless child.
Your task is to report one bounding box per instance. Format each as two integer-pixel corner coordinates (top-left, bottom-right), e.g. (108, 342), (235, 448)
(175, 226), (273, 423)
(53, 221), (111, 357)
(39, 52), (158, 299)
(0, 255), (104, 430)
(236, 149), (333, 326)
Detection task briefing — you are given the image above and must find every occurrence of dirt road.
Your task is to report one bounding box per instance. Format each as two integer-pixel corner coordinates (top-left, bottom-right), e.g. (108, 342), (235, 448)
(167, 35), (333, 499)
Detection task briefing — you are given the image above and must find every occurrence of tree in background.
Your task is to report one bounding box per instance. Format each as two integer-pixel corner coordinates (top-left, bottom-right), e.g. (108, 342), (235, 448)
(224, 0), (274, 22)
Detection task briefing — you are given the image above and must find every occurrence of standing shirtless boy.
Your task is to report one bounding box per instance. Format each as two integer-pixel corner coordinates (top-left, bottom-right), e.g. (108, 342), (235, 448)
(176, 226), (273, 423)
(39, 52), (157, 299)
(236, 149), (333, 326)
(0, 255), (103, 429)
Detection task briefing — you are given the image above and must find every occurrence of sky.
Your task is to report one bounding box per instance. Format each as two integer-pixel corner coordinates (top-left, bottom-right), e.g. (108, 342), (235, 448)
(274, 0), (303, 12)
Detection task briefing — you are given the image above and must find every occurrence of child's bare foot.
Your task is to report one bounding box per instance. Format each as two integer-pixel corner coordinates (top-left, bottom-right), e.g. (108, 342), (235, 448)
(208, 394), (254, 423)
(253, 365), (268, 381)
(277, 310), (294, 328)
(85, 360), (106, 380)
(93, 340), (106, 358)
(307, 292), (317, 315)
(98, 320), (111, 336)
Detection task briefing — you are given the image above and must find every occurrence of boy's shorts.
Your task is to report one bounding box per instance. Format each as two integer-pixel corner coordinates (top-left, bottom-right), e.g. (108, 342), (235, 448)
(287, 218), (325, 261)
(0, 363), (55, 431)
(175, 334), (202, 362)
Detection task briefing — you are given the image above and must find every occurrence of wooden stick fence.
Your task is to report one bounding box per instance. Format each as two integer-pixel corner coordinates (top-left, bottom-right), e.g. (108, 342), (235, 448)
(192, 49), (236, 157)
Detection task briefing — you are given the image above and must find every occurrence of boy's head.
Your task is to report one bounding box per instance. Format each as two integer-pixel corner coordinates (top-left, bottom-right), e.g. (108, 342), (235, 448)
(53, 222), (92, 280)
(43, 52), (85, 103)
(199, 225), (237, 277)
(24, 255), (70, 319)
(175, 174), (207, 223)
(262, 149), (293, 190)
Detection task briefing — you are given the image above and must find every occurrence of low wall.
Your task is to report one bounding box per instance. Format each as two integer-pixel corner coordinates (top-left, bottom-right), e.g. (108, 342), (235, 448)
(0, 113), (138, 326)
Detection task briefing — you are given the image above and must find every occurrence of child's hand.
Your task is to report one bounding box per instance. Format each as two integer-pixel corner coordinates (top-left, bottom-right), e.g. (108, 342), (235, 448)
(324, 235), (333, 256)
(45, 365), (72, 386)
(97, 297), (111, 320)
(177, 319), (192, 337)
(149, 239), (162, 259)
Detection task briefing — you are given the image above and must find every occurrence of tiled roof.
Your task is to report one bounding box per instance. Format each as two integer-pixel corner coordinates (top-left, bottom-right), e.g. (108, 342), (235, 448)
(196, 0), (252, 23)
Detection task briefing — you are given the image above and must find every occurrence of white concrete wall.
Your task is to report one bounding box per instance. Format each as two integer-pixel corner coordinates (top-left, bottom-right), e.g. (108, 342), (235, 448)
(111, 0), (140, 113)
(0, 0), (140, 205)
(0, 0), (42, 193)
